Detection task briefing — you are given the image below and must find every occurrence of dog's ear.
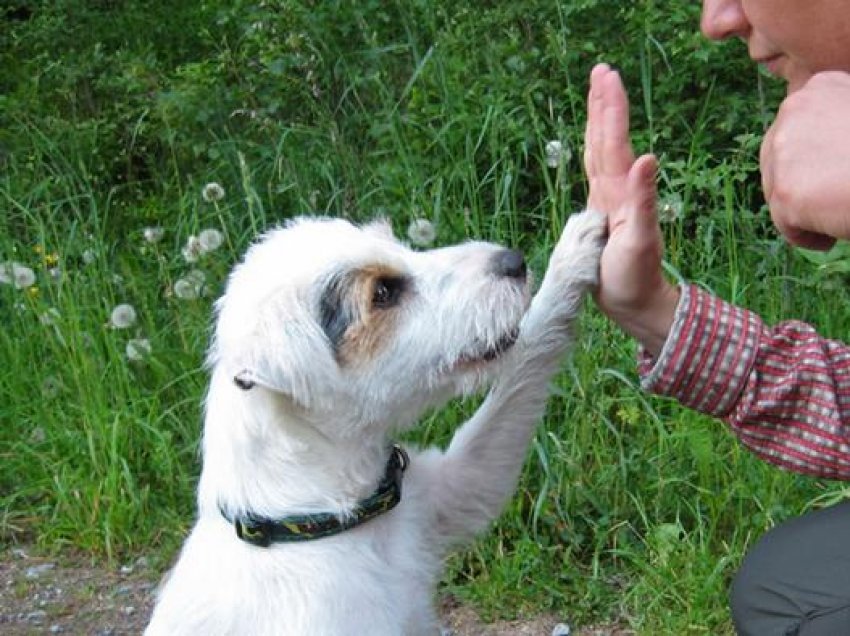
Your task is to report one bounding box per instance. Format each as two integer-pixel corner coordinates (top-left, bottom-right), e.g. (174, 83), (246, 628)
(223, 323), (340, 410)
(228, 348), (299, 396)
(232, 367), (280, 392)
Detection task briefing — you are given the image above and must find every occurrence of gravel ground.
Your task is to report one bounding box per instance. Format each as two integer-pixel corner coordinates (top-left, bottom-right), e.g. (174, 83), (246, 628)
(0, 545), (633, 635)
(0, 545), (155, 635)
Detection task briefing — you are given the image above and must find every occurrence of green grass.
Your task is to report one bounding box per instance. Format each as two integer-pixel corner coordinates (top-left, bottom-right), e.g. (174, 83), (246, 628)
(2, 1), (849, 633)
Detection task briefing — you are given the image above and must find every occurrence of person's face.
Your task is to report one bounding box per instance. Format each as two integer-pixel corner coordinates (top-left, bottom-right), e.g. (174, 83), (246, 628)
(700, 0), (850, 93)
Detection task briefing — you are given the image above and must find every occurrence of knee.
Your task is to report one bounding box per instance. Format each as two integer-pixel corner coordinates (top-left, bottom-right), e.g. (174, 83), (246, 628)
(729, 526), (802, 636)
(729, 551), (765, 635)
(732, 503), (850, 635)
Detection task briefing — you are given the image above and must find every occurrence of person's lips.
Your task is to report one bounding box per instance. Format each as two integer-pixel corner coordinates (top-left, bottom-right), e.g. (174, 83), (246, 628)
(755, 54), (784, 78)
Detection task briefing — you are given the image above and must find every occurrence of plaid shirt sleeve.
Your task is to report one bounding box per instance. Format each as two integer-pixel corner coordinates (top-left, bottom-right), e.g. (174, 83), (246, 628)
(639, 283), (850, 480)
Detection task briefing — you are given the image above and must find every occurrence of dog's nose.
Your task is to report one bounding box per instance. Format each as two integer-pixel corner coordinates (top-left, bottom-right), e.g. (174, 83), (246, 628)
(491, 249), (526, 279)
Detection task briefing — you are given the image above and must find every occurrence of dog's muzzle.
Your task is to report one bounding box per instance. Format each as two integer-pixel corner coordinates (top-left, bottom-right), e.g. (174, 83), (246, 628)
(490, 249), (527, 280)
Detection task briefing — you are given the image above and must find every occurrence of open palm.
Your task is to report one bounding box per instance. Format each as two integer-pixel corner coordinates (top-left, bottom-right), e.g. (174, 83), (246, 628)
(584, 64), (678, 355)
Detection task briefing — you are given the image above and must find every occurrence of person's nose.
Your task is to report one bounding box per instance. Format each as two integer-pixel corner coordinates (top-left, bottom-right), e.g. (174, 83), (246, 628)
(700, 0), (749, 41)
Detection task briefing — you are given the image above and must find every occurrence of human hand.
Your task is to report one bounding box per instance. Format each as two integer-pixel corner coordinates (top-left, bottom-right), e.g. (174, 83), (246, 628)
(584, 63), (679, 356)
(761, 71), (850, 251)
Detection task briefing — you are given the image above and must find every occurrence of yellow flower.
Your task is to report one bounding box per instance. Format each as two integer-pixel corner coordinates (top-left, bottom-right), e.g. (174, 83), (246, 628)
(33, 245), (59, 267)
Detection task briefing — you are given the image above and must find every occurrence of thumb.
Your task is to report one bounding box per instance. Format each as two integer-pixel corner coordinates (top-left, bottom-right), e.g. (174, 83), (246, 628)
(760, 121), (776, 202)
(625, 153), (659, 231)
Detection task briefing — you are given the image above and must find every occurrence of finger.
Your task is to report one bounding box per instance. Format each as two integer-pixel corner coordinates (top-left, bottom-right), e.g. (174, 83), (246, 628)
(769, 201), (837, 251)
(584, 63), (611, 177)
(794, 232), (837, 251)
(760, 120), (776, 201)
(623, 153), (658, 230)
(778, 225), (837, 251)
(600, 69), (635, 177)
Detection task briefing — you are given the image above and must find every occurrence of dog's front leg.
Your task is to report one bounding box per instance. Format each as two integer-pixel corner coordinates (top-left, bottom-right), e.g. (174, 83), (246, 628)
(431, 210), (607, 543)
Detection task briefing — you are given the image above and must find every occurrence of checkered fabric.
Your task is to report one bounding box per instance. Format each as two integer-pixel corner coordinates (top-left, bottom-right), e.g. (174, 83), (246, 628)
(639, 283), (850, 480)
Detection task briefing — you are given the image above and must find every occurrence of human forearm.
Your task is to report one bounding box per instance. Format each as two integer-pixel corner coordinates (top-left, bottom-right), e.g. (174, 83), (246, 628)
(640, 284), (850, 479)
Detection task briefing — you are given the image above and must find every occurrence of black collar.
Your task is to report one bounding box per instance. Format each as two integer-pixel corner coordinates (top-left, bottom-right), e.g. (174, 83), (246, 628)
(220, 445), (409, 547)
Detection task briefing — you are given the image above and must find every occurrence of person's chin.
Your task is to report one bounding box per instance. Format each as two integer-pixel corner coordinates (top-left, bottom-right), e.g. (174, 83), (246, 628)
(784, 67), (813, 95)
(786, 78), (806, 94)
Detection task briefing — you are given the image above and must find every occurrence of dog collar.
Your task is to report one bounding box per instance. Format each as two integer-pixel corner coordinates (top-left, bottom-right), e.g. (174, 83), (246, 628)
(220, 445), (409, 547)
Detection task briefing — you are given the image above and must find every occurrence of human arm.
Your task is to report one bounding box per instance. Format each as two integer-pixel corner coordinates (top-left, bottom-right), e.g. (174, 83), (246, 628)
(641, 284), (850, 479)
(761, 71), (850, 250)
(584, 64), (850, 478)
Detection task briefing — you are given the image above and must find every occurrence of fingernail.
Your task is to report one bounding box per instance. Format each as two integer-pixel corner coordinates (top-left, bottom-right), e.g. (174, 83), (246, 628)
(591, 62), (609, 76)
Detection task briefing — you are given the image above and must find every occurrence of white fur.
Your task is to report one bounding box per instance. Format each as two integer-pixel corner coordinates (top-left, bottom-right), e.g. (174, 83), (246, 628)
(145, 210), (606, 636)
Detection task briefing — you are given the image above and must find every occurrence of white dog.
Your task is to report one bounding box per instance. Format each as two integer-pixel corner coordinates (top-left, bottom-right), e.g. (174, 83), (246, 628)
(145, 209), (606, 636)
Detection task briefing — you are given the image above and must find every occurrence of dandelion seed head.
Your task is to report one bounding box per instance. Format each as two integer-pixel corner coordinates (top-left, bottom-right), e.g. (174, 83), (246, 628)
(0, 261), (36, 289)
(182, 236), (202, 263)
(143, 227), (165, 244)
(173, 279), (198, 300)
(82, 249), (97, 265)
(407, 219), (436, 247)
(174, 281), (197, 300)
(40, 307), (61, 326)
(202, 182), (226, 203)
(109, 303), (137, 329)
(198, 228), (224, 253)
(658, 193), (684, 224)
(545, 140), (571, 168)
(174, 269), (206, 300)
(185, 269), (206, 286)
(126, 338), (152, 362)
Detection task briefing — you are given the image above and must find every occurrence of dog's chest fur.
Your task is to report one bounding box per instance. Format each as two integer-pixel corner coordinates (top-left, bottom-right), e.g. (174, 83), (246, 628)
(154, 453), (445, 636)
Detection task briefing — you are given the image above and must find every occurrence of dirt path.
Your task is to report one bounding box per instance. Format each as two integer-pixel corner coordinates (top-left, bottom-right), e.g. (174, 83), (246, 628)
(0, 545), (154, 635)
(0, 545), (632, 635)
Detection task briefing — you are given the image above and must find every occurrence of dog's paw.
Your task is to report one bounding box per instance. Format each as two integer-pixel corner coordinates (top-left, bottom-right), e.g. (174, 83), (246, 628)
(519, 209), (607, 337)
(545, 208), (607, 290)
(566, 207), (607, 239)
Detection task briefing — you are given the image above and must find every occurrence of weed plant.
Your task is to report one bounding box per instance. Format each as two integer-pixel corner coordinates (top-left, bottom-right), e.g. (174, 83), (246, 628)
(2, 1), (849, 633)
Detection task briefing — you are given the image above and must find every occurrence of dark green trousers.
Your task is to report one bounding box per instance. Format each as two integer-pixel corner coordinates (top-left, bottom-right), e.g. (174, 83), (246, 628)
(731, 500), (850, 635)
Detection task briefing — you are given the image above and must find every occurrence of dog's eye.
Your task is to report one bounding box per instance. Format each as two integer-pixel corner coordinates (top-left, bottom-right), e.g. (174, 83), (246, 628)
(372, 277), (405, 309)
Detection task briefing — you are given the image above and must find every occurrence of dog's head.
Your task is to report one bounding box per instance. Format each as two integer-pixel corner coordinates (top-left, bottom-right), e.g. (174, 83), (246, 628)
(209, 216), (531, 430)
